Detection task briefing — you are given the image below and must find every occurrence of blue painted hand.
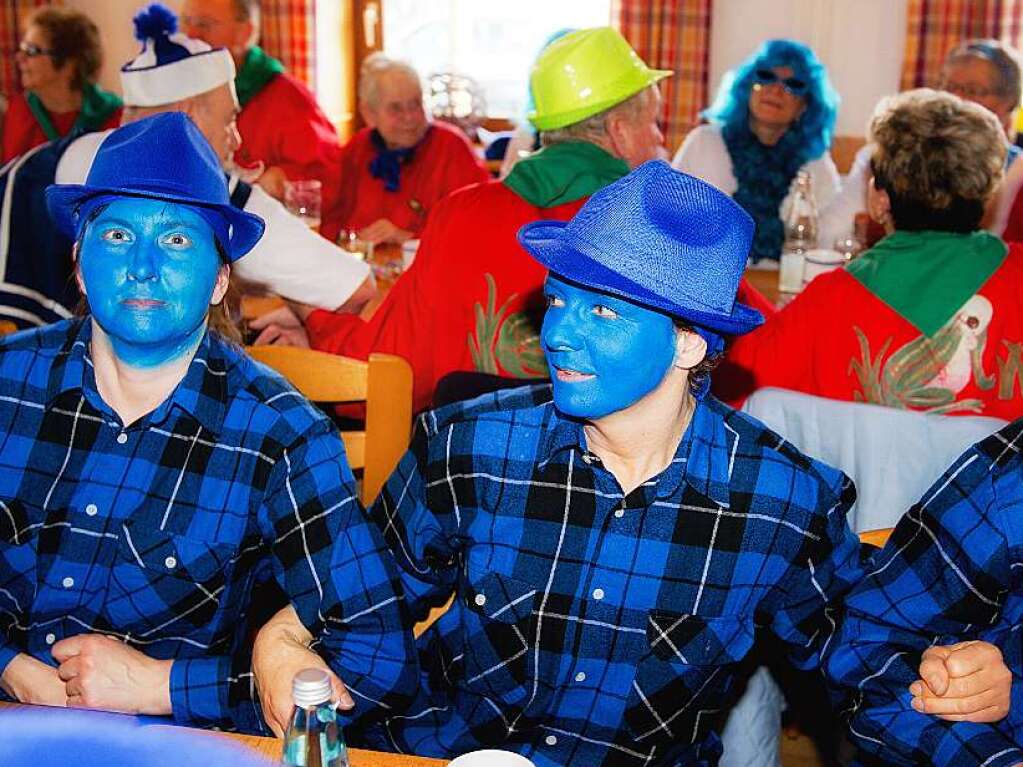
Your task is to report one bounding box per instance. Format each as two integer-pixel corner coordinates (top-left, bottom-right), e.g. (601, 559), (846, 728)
(542, 274), (678, 420)
(77, 198), (228, 368)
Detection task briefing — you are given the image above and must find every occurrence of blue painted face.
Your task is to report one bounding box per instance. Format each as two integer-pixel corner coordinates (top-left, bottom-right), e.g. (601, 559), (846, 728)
(542, 275), (678, 419)
(78, 198), (223, 368)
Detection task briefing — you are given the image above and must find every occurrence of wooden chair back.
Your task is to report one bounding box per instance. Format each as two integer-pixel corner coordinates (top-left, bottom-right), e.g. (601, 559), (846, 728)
(246, 346), (413, 506)
(831, 135), (866, 174)
(858, 527), (893, 548)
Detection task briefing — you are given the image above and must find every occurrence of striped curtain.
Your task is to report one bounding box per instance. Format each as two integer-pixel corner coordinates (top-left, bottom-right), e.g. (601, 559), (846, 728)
(901, 0), (1023, 89)
(260, 0), (317, 89)
(612, 0), (713, 152)
(0, 0), (50, 96)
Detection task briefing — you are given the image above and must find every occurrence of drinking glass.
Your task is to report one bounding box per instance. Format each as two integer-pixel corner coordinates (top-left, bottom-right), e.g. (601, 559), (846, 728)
(284, 179), (322, 231)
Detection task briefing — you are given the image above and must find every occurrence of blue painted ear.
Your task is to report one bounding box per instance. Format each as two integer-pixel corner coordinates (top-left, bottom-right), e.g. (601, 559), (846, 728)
(133, 3), (178, 42)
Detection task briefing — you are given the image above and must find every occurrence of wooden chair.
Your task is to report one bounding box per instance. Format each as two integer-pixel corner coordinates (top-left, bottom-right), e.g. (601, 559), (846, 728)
(858, 527), (893, 548)
(246, 346), (413, 506)
(0, 320), (18, 336)
(830, 135), (866, 174)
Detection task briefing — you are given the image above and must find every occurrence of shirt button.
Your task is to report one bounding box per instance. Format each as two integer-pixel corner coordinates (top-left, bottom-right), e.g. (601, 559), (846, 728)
(575, 671), (586, 682)
(62, 576), (74, 588)
(474, 593), (486, 607)
(116, 432), (128, 444)
(592, 588), (605, 600)
(164, 556), (177, 569)
(545, 735), (558, 746)
(85, 504), (98, 516)
(45, 633), (56, 645)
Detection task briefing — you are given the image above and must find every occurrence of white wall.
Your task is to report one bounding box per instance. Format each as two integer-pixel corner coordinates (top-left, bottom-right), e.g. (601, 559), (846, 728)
(709, 0), (906, 138)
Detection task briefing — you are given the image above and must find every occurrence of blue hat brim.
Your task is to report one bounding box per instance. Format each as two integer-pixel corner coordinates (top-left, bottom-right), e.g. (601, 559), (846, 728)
(519, 219), (764, 336)
(45, 184), (265, 262)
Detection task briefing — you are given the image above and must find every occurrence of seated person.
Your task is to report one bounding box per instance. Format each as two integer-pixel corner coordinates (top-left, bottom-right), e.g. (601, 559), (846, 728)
(252, 162), (1013, 762)
(719, 88), (1023, 421)
(2, 7), (121, 163)
(822, 39), (1023, 245)
(0, 4), (372, 331)
(0, 113), (412, 733)
(332, 54), (490, 245)
(673, 39), (840, 262)
(180, 0), (343, 214)
(828, 417), (1023, 765)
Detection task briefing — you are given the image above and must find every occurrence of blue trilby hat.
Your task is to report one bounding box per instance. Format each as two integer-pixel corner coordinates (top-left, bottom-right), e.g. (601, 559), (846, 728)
(45, 112), (264, 261)
(518, 160), (763, 336)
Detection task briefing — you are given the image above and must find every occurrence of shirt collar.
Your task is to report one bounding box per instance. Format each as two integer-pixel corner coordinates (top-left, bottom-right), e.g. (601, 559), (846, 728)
(538, 397), (736, 508)
(47, 319), (227, 435)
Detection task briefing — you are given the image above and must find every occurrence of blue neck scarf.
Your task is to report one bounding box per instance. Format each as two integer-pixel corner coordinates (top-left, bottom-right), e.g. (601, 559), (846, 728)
(368, 127), (430, 192)
(722, 122), (808, 262)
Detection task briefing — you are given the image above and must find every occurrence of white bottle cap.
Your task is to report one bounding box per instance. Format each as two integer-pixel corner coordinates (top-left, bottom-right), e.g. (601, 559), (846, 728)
(291, 668), (332, 709)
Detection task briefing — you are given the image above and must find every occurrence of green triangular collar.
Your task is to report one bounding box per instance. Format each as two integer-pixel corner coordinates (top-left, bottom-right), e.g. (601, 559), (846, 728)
(502, 141), (629, 207)
(26, 83), (122, 142)
(235, 46), (285, 108)
(848, 230), (1007, 337)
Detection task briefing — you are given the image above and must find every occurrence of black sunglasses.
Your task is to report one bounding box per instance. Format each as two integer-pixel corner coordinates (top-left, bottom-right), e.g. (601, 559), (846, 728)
(753, 68), (808, 96)
(18, 41), (55, 58)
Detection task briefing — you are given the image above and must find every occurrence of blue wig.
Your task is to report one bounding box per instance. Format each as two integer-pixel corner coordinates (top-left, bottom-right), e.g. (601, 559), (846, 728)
(705, 39), (839, 164)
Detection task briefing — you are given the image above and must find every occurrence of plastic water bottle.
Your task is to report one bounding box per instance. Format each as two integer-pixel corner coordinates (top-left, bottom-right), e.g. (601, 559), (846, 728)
(779, 172), (819, 292)
(281, 668), (349, 767)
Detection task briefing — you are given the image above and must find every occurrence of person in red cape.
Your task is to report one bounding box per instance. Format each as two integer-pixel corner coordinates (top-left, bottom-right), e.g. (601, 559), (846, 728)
(251, 27), (774, 414)
(2, 7), (121, 163)
(331, 54), (489, 246)
(180, 0), (342, 220)
(718, 88), (1023, 421)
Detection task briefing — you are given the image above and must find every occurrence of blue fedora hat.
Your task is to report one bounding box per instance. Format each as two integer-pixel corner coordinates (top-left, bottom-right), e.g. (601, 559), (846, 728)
(46, 112), (264, 262)
(518, 160), (762, 336)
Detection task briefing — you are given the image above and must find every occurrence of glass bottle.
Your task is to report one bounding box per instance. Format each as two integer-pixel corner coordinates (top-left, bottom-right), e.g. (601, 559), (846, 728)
(779, 172), (819, 292)
(281, 668), (349, 767)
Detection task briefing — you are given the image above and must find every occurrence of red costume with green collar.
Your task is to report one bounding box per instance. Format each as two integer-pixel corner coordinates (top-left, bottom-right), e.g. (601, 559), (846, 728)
(233, 46), (342, 236)
(718, 230), (1023, 420)
(2, 84), (121, 163)
(306, 142), (774, 413)
(330, 121), (489, 243)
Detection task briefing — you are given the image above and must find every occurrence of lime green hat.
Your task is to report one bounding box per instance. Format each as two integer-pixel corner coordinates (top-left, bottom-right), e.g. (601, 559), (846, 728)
(528, 27), (673, 132)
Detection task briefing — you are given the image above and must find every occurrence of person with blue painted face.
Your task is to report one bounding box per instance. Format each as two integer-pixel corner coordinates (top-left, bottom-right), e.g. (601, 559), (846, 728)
(0, 112), (414, 733)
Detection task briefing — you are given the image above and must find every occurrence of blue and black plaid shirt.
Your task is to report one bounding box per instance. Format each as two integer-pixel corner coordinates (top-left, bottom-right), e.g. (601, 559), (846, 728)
(827, 418), (1023, 767)
(360, 384), (863, 766)
(0, 319), (414, 732)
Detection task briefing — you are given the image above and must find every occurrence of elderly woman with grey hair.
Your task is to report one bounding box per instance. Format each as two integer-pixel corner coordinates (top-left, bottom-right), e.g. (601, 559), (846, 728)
(331, 53), (489, 245)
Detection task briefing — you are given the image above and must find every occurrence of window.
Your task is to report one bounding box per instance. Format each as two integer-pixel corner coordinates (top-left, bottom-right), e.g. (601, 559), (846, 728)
(383, 0), (612, 121)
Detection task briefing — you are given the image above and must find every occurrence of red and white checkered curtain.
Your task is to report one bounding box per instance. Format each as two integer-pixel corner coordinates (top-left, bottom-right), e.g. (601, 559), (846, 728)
(901, 0), (1023, 89)
(259, 0), (316, 89)
(0, 0), (51, 96)
(612, 0), (713, 153)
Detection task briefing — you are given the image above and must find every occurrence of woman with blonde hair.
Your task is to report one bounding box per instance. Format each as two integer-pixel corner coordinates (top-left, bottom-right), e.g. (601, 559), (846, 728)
(2, 6), (121, 162)
(719, 88), (1023, 420)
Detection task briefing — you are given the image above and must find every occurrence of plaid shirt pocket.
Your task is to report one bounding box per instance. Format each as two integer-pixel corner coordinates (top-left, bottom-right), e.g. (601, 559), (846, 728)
(108, 515), (238, 638)
(460, 570), (538, 700)
(625, 612), (754, 744)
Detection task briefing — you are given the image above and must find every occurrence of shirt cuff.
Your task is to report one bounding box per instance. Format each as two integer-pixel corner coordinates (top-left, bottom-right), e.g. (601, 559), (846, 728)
(932, 723), (1023, 767)
(0, 642), (20, 682)
(169, 655), (231, 728)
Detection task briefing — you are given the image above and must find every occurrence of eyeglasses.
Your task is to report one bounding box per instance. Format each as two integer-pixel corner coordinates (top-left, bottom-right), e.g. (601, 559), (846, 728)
(18, 41), (55, 58)
(942, 80), (999, 100)
(753, 68), (808, 96)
